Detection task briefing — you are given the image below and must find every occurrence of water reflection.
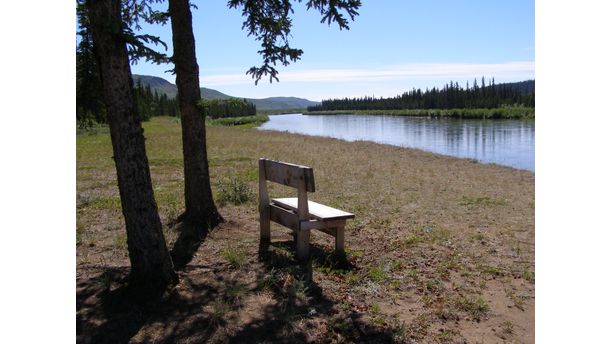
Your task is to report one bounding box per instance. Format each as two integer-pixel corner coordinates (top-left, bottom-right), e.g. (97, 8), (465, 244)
(258, 113), (535, 171)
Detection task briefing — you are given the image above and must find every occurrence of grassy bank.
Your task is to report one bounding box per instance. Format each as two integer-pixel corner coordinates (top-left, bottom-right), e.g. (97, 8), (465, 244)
(256, 108), (306, 116)
(77, 117), (534, 343)
(206, 113), (269, 128)
(304, 107), (535, 119)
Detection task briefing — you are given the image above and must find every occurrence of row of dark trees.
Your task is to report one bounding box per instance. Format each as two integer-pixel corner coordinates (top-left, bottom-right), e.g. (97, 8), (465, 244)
(135, 82), (179, 120)
(77, 80), (179, 127)
(78, 0), (361, 299)
(308, 78), (535, 112)
(76, 4), (105, 126)
(197, 98), (256, 118)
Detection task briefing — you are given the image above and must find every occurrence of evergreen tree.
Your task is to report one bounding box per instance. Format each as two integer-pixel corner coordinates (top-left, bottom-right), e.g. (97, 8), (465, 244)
(168, 0), (223, 264)
(85, 0), (176, 296)
(76, 1), (105, 127)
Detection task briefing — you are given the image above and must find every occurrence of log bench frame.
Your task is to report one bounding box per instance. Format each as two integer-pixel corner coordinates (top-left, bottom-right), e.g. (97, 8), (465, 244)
(258, 158), (355, 262)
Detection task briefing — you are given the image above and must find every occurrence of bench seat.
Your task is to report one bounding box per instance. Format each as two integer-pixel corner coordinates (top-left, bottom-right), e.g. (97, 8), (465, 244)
(272, 198), (355, 221)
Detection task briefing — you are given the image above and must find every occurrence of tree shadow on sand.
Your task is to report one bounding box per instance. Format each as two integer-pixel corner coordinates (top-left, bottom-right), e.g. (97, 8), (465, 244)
(77, 265), (227, 344)
(77, 267), (148, 344)
(169, 215), (217, 270)
(76, 238), (398, 343)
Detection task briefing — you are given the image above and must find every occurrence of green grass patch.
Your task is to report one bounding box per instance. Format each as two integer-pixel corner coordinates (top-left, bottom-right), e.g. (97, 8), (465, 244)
(344, 272), (360, 285)
(76, 220), (86, 245)
(471, 233), (486, 242)
(399, 225), (451, 249)
(455, 295), (490, 320)
(345, 248), (364, 258)
(501, 320), (514, 336)
(207, 114), (269, 128)
(113, 232), (128, 251)
(368, 260), (402, 284)
(257, 269), (280, 291)
(424, 279), (443, 294)
(89, 196), (122, 210)
(221, 245), (247, 268)
(154, 188), (183, 221)
(407, 269), (418, 279)
(148, 157), (183, 167)
(478, 264), (506, 278)
(436, 252), (463, 278)
(209, 300), (231, 327)
(402, 235), (424, 247)
(223, 282), (248, 302)
(437, 329), (459, 343)
(460, 195), (507, 207)
(388, 279), (402, 290)
(523, 270), (535, 283)
(285, 278), (309, 302)
(368, 263), (389, 283)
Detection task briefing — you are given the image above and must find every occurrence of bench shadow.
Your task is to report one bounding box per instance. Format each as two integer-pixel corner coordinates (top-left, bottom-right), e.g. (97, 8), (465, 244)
(222, 239), (395, 343)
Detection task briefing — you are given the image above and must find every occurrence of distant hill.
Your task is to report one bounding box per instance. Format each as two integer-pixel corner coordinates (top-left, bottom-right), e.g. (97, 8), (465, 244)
(133, 74), (179, 98)
(200, 87), (232, 100)
(133, 74), (320, 111)
(491, 80), (534, 95)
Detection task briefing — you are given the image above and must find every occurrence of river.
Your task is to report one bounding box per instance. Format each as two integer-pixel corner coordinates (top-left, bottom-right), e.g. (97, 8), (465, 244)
(258, 113), (534, 171)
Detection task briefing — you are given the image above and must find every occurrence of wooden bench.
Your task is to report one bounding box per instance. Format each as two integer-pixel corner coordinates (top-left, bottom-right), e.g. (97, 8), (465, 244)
(258, 158), (355, 262)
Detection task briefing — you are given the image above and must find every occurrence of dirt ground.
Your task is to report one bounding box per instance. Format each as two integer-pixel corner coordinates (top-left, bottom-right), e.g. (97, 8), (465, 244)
(77, 117), (534, 343)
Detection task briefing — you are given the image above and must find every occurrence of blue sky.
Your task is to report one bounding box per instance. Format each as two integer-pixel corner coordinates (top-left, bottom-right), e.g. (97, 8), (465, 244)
(131, 0), (534, 101)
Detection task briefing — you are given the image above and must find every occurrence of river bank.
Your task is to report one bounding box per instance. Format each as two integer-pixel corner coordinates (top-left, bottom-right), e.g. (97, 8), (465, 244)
(304, 107), (535, 119)
(77, 116), (534, 343)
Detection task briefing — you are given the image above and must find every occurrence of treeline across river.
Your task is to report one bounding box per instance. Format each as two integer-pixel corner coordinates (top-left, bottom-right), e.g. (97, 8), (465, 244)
(135, 82), (180, 120)
(306, 78), (535, 119)
(77, 80), (180, 128)
(197, 98), (256, 119)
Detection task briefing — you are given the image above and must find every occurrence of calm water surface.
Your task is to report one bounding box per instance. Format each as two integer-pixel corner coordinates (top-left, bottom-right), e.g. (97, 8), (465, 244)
(258, 113), (534, 171)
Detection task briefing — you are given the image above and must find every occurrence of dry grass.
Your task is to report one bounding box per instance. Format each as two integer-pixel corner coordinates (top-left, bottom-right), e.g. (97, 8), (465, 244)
(77, 116), (534, 343)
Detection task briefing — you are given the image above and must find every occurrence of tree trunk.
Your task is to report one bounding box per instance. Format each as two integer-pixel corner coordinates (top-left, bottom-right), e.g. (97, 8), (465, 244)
(87, 0), (177, 294)
(169, 0), (222, 229)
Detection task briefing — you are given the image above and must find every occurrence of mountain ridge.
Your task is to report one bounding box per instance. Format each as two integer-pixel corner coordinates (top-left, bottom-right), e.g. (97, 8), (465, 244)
(133, 74), (320, 111)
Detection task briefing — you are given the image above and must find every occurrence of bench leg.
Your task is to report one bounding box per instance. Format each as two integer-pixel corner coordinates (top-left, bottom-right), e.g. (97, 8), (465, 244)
(335, 224), (345, 253)
(259, 204), (270, 243)
(296, 229), (310, 262)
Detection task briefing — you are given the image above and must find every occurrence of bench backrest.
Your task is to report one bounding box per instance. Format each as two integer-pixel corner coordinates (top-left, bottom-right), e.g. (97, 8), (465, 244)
(259, 158), (315, 192)
(259, 158), (314, 220)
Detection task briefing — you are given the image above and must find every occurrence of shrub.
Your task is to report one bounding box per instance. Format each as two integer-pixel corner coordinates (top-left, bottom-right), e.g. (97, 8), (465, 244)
(216, 177), (255, 206)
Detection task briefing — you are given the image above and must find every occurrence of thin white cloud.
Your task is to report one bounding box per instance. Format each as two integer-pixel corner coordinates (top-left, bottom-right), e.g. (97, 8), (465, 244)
(200, 61), (534, 86)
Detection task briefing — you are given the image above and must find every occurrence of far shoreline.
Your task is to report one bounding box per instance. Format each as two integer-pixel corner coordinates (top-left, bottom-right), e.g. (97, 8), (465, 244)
(303, 107), (535, 119)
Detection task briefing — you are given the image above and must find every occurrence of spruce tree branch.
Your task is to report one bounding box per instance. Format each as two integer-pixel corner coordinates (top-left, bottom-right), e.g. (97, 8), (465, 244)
(227, 0), (360, 84)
